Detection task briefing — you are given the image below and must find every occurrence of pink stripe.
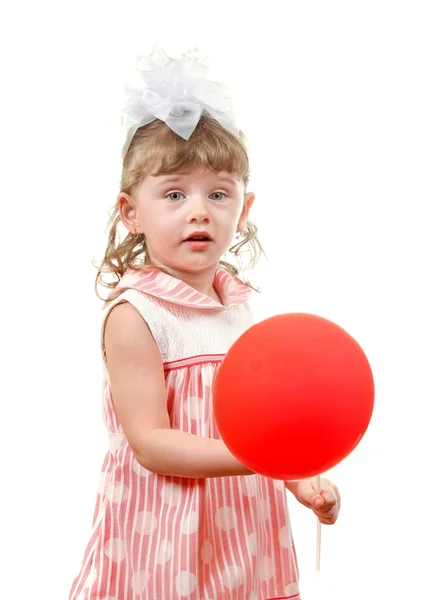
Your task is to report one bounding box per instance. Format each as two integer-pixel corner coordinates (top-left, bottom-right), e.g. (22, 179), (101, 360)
(164, 354), (225, 371)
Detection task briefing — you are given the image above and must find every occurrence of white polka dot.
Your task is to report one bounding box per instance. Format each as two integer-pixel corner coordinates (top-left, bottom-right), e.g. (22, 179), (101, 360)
(278, 525), (293, 549)
(131, 570), (149, 594)
(108, 481), (128, 503)
(182, 510), (199, 534)
(285, 582), (299, 595)
(85, 566), (97, 588)
(135, 510), (158, 534)
(184, 395), (207, 421)
(240, 477), (257, 498)
(257, 499), (270, 523)
(201, 540), (213, 563)
(247, 532), (257, 556)
(160, 481), (183, 506)
(132, 459), (151, 477)
(222, 565), (245, 590)
(215, 506), (237, 531)
(155, 540), (172, 565)
(257, 557), (275, 581)
(104, 538), (126, 562)
(175, 571), (197, 596)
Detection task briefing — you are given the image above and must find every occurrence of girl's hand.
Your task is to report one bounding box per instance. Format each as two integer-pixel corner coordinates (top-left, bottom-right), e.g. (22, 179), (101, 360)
(285, 477), (341, 525)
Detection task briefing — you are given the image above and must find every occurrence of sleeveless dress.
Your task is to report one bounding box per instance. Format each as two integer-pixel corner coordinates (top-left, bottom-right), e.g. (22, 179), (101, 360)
(69, 266), (301, 600)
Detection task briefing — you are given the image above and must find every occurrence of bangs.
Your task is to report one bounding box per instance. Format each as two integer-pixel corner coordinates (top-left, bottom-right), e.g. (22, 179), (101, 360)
(122, 116), (250, 193)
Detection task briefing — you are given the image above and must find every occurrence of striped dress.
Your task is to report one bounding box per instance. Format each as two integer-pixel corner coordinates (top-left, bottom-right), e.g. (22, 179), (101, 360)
(69, 266), (301, 600)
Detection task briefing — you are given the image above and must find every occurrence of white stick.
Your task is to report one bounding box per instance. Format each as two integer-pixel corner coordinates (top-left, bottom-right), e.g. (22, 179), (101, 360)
(316, 474), (321, 571)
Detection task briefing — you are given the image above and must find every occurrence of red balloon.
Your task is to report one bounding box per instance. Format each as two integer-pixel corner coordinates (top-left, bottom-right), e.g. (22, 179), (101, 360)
(213, 313), (374, 480)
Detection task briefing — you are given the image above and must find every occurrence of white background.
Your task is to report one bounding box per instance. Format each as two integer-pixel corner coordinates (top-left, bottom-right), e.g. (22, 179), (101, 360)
(1, 1), (442, 598)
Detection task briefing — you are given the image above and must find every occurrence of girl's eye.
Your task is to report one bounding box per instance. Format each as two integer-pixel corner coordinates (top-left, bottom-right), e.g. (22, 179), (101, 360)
(166, 192), (184, 201)
(210, 192), (227, 201)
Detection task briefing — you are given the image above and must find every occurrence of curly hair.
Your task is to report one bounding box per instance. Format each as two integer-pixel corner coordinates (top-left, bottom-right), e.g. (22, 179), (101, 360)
(94, 115), (264, 300)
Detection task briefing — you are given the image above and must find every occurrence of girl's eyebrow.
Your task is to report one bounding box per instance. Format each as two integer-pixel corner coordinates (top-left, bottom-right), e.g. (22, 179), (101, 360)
(156, 174), (238, 185)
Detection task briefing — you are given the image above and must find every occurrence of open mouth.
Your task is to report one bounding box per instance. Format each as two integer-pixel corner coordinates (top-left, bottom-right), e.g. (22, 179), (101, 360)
(186, 235), (211, 241)
(184, 233), (212, 249)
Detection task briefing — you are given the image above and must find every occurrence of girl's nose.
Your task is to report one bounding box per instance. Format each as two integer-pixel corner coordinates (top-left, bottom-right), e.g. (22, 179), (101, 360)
(187, 197), (210, 223)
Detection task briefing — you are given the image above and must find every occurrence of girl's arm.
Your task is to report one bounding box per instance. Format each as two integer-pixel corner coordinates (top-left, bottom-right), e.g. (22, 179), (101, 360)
(104, 301), (254, 479)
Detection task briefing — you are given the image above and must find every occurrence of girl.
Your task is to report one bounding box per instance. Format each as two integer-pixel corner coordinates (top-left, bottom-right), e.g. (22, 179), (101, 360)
(69, 46), (340, 600)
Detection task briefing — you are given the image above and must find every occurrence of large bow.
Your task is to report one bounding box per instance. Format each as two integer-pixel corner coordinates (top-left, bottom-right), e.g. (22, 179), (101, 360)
(121, 44), (239, 157)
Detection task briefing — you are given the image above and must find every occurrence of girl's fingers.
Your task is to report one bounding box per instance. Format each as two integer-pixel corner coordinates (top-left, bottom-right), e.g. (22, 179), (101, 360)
(314, 490), (337, 512)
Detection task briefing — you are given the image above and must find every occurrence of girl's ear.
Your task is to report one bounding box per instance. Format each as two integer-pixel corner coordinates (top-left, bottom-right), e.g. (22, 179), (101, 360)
(237, 191), (255, 231)
(117, 193), (139, 234)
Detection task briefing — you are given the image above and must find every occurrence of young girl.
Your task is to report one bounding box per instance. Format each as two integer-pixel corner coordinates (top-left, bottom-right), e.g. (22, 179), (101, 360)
(69, 46), (340, 600)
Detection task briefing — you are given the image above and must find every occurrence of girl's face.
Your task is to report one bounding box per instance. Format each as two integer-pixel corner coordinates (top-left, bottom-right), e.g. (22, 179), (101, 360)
(119, 165), (255, 279)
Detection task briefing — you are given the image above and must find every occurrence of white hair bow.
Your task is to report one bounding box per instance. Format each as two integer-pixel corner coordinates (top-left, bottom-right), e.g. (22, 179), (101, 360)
(121, 44), (240, 157)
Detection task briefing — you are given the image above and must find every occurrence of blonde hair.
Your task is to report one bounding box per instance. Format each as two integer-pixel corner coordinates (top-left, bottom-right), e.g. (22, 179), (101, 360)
(94, 116), (264, 300)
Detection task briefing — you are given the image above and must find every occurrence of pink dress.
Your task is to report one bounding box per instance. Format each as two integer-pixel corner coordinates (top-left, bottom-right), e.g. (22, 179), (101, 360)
(69, 267), (301, 600)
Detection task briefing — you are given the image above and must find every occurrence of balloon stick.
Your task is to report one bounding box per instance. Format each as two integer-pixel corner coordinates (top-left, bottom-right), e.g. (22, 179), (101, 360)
(316, 475), (321, 571)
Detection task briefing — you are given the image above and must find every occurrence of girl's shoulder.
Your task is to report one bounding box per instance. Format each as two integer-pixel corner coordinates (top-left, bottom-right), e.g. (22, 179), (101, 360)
(99, 266), (253, 366)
